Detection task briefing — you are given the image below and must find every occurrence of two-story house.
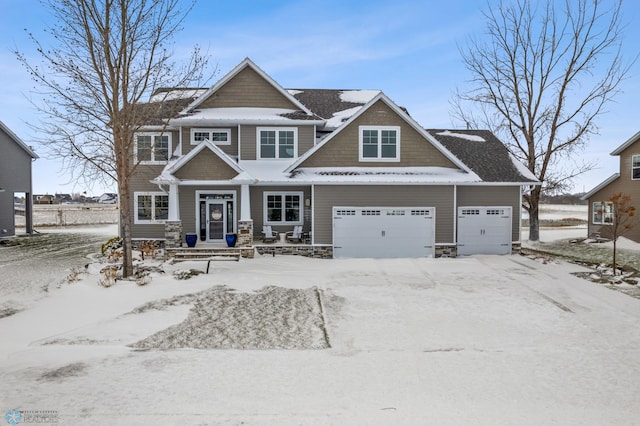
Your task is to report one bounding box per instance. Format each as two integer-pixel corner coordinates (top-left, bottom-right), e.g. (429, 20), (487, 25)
(129, 58), (538, 258)
(582, 132), (640, 242)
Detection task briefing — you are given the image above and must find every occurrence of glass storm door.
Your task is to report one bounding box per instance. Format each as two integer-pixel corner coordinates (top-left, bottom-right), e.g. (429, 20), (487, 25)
(206, 201), (226, 241)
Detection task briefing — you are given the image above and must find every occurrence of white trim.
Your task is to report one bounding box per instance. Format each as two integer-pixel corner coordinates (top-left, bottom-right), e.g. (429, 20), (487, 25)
(263, 191), (304, 225)
(581, 173), (620, 200)
(632, 154), (640, 180)
(358, 126), (401, 162)
(190, 128), (232, 146)
(256, 127), (298, 159)
(134, 132), (172, 165)
(134, 192), (169, 224)
(611, 130), (640, 155)
(592, 201), (614, 225)
(238, 125), (242, 160)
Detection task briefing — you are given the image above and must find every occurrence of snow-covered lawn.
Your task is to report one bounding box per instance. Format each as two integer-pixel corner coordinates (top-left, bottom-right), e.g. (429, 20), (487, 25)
(1, 253), (640, 425)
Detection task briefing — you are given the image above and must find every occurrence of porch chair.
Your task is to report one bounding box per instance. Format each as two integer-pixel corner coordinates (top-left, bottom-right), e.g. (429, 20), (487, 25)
(262, 225), (277, 243)
(286, 225), (304, 243)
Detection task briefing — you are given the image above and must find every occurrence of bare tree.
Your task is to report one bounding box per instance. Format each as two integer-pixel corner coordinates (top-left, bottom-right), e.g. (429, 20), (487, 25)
(597, 193), (636, 274)
(16, 0), (212, 277)
(451, 0), (633, 241)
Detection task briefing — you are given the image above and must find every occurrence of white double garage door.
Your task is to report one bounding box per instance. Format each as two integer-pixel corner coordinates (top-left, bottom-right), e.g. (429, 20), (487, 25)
(333, 206), (512, 258)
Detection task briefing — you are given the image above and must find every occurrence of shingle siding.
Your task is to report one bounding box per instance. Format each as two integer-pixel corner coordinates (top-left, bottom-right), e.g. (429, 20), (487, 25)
(313, 185), (454, 245)
(173, 149), (239, 180)
(298, 100), (458, 169)
(199, 67), (299, 110)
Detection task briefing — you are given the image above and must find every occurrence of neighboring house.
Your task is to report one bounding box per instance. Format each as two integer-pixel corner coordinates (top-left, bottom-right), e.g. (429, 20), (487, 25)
(582, 131), (640, 242)
(0, 120), (38, 237)
(128, 58), (539, 258)
(98, 193), (118, 204)
(33, 194), (55, 205)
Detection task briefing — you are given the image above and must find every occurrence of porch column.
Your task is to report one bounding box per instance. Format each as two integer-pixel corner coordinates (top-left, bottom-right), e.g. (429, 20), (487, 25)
(240, 184), (251, 220)
(168, 184), (179, 221)
(237, 184), (254, 257)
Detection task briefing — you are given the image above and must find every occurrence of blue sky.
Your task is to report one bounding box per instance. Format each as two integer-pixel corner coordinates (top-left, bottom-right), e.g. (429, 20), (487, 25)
(1, 0), (639, 195)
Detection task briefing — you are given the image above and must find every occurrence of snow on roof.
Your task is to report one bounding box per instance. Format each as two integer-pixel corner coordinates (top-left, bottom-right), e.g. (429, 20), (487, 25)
(339, 90), (381, 104)
(325, 106), (362, 129)
(289, 167), (481, 184)
(172, 107), (314, 124)
(236, 159), (297, 182)
(508, 153), (539, 182)
(436, 130), (486, 142)
(149, 89), (208, 103)
(287, 89), (303, 96)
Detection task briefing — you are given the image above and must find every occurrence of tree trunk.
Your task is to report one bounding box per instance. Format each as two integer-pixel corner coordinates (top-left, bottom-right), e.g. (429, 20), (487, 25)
(118, 178), (134, 278)
(528, 189), (541, 241)
(612, 239), (617, 276)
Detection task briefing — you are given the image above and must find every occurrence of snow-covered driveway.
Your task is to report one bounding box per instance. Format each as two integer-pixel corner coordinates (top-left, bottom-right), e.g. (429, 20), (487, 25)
(1, 254), (639, 425)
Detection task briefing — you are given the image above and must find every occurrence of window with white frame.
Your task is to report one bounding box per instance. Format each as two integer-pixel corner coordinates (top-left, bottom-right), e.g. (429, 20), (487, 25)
(633, 154), (640, 180)
(257, 127), (297, 159)
(135, 192), (169, 223)
(593, 201), (614, 225)
(190, 128), (231, 145)
(135, 133), (170, 163)
(359, 126), (400, 161)
(264, 192), (303, 225)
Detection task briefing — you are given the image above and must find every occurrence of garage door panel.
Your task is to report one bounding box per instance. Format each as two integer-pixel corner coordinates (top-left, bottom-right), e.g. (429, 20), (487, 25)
(333, 207), (435, 258)
(457, 207), (511, 255)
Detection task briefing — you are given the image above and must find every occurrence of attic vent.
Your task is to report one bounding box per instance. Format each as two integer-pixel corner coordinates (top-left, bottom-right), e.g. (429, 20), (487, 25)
(361, 210), (381, 216)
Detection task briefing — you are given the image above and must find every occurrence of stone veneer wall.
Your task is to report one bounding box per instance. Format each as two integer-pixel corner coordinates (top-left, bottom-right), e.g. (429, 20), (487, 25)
(164, 221), (183, 249)
(255, 245), (333, 259)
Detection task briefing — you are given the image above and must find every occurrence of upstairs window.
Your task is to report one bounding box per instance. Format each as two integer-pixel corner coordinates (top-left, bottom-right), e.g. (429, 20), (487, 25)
(257, 127), (297, 159)
(593, 201), (614, 225)
(135, 133), (170, 164)
(191, 128), (231, 146)
(633, 155), (640, 180)
(359, 126), (400, 162)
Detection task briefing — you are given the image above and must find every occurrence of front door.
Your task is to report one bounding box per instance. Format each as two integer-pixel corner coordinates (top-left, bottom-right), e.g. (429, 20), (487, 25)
(198, 192), (235, 242)
(207, 201), (226, 241)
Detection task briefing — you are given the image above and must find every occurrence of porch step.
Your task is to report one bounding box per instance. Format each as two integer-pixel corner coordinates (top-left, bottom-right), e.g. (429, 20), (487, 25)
(173, 248), (241, 262)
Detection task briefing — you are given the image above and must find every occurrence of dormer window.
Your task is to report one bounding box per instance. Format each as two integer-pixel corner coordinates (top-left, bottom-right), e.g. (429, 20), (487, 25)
(135, 133), (170, 164)
(359, 126), (400, 162)
(191, 128), (231, 146)
(633, 154), (640, 180)
(257, 127), (297, 159)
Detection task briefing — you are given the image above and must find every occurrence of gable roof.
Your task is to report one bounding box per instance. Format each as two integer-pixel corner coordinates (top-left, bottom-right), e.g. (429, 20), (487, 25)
(580, 173), (620, 200)
(287, 89), (381, 129)
(610, 130), (640, 155)
(152, 140), (245, 184)
(180, 58), (314, 116)
(285, 93), (472, 174)
(0, 120), (38, 159)
(427, 130), (539, 184)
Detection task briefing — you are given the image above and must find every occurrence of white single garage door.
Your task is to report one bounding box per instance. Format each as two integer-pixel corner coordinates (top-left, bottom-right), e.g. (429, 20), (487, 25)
(333, 207), (435, 258)
(457, 206), (512, 255)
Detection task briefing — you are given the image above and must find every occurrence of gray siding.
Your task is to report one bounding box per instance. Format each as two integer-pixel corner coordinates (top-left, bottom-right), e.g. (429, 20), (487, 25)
(174, 149), (239, 180)
(586, 139), (640, 242)
(0, 127), (34, 237)
(199, 67), (298, 109)
(456, 185), (522, 242)
(250, 186), (312, 236)
(240, 125), (315, 160)
(297, 100), (459, 169)
(130, 164), (167, 239)
(313, 185), (454, 245)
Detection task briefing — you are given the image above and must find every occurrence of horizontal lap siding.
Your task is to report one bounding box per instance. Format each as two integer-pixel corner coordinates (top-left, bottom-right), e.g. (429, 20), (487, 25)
(130, 164), (167, 239)
(587, 179), (640, 242)
(313, 185), (454, 244)
(456, 186), (521, 241)
(250, 186), (311, 235)
(0, 131), (33, 235)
